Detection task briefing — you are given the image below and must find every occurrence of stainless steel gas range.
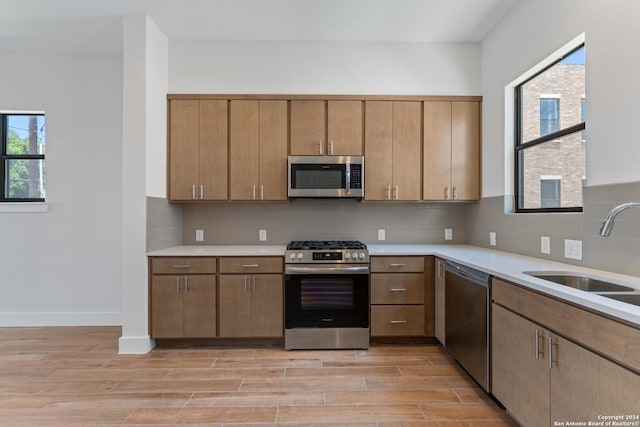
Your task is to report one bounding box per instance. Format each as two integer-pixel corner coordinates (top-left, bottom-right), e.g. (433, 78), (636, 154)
(284, 240), (370, 350)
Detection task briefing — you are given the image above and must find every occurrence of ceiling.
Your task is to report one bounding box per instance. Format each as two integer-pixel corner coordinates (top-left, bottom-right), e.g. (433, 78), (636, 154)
(0, 0), (521, 54)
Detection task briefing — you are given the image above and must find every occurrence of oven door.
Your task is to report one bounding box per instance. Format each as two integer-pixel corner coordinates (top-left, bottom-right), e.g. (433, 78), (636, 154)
(285, 265), (369, 329)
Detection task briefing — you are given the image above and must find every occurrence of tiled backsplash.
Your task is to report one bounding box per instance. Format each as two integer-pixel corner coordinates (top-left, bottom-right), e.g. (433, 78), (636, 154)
(181, 200), (468, 245)
(147, 181), (640, 276)
(467, 182), (640, 276)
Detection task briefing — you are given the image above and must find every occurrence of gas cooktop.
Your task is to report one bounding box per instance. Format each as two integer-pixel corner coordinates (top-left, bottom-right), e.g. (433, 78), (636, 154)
(285, 240), (368, 264)
(286, 240), (367, 250)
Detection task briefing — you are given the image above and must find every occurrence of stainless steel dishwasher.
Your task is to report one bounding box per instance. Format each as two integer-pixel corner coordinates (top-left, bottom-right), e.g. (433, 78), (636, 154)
(445, 260), (492, 392)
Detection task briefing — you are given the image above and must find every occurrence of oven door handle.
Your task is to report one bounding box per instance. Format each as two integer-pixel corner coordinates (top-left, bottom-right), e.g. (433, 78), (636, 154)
(285, 265), (370, 275)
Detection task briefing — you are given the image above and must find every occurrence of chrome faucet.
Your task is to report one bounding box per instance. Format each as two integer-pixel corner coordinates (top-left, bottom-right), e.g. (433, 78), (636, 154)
(599, 202), (640, 237)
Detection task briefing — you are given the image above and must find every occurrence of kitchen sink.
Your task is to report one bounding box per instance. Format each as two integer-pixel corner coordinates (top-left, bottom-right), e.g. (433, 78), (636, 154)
(600, 293), (640, 306)
(524, 272), (635, 292)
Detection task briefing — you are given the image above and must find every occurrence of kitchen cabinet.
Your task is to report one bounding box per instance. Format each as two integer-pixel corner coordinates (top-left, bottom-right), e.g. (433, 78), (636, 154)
(218, 257), (283, 337)
(434, 257), (446, 345)
(492, 278), (640, 426)
(423, 101), (480, 201)
(149, 257), (217, 338)
(290, 100), (363, 155)
(168, 100), (228, 201)
(229, 100), (288, 201)
(364, 101), (421, 201)
(370, 256), (434, 337)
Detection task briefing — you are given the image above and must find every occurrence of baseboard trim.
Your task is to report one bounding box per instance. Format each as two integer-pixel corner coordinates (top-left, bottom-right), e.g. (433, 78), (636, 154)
(0, 312), (121, 327)
(118, 335), (155, 354)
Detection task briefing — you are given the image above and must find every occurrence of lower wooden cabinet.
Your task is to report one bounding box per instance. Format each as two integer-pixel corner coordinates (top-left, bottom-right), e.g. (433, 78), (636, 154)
(150, 274), (216, 338)
(492, 279), (640, 426)
(370, 256), (434, 337)
(218, 274), (283, 337)
(434, 258), (446, 345)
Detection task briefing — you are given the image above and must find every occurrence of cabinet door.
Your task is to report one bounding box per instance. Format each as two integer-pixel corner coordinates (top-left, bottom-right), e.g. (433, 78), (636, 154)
(364, 101), (393, 201)
(290, 100), (325, 155)
(183, 275), (216, 338)
(251, 275), (283, 337)
(423, 101), (452, 200)
(258, 100), (288, 201)
(199, 100), (228, 200)
(550, 334), (640, 423)
(150, 276), (184, 338)
(434, 258), (446, 345)
(392, 102), (421, 201)
(218, 275), (252, 337)
(451, 101), (480, 200)
(230, 100), (260, 200)
(492, 304), (550, 427)
(168, 100), (200, 201)
(327, 100), (363, 155)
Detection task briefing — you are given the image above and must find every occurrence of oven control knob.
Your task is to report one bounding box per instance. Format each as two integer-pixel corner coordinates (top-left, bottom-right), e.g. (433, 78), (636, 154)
(296, 253), (304, 261)
(359, 252), (366, 260)
(345, 252), (351, 260)
(351, 252), (359, 260)
(289, 253), (296, 260)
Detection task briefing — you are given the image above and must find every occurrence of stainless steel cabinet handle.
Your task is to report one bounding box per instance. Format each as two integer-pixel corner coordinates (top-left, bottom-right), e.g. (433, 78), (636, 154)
(252, 185), (256, 200)
(200, 185), (204, 200)
(252, 275), (256, 293)
(453, 186), (457, 200)
(394, 186), (399, 200)
(243, 276), (248, 293)
(390, 288), (407, 292)
(176, 277), (180, 294)
(389, 263), (407, 267)
(548, 336), (554, 368)
(184, 276), (189, 292)
(444, 186), (449, 200)
(173, 265), (191, 269)
(390, 320), (407, 324)
(386, 185), (391, 200)
(329, 140), (334, 155)
(260, 185), (264, 200)
(319, 140), (323, 155)
(192, 185), (196, 200)
(242, 264), (259, 268)
(535, 329), (541, 360)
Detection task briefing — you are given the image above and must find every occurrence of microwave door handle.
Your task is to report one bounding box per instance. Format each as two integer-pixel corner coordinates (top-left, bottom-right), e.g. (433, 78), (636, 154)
(345, 160), (351, 195)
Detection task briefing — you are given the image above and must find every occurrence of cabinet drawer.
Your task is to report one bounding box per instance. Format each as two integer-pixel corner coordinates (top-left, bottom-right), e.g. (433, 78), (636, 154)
(151, 257), (217, 274)
(219, 257), (283, 274)
(371, 305), (425, 336)
(371, 274), (424, 304)
(370, 256), (424, 273)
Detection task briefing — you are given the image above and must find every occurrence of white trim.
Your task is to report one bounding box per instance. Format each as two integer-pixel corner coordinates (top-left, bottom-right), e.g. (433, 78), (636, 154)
(0, 110), (46, 114)
(0, 311), (121, 327)
(540, 94), (561, 99)
(541, 175), (562, 180)
(119, 336), (155, 354)
(0, 202), (48, 213)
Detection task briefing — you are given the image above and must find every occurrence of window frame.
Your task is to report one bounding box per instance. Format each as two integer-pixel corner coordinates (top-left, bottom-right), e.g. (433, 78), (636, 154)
(514, 44), (585, 214)
(0, 112), (46, 202)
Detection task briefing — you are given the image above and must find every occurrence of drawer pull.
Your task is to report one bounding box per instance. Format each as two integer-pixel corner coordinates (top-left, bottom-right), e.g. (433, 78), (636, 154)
(390, 320), (407, 324)
(242, 264), (260, 268)
(389, 263), (407, 267)
(390, 288), (407, 292)
(173, 265), (191, 269)
(322, 318), (334, 322)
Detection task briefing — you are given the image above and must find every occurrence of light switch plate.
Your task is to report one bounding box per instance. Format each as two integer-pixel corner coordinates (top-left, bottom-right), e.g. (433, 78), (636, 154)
(377, 229), (386, 241)
(195, 229), (204, 242)
(444, 228), (453, 241)
(489, 232), (497, 246)
(541, 236), (551, 254)
(259, 229), (267, 241)
(564, 239), (582, 260)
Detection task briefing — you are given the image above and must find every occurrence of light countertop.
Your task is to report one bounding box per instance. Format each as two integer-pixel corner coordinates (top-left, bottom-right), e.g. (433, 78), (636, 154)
(148, 243), (640, 327)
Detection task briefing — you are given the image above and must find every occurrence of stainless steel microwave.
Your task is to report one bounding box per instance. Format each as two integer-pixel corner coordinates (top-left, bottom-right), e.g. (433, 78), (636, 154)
(288, 155), (364, 198)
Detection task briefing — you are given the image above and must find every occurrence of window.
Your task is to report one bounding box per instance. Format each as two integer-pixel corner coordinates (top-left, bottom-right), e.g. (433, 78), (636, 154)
(515, 44), (585, 212)
(0, 113), (46, 202)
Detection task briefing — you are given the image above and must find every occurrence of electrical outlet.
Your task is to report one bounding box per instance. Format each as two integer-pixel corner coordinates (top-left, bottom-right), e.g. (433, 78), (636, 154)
(378, 229), (386, 241)
(541, 236), (551, 254)
(259, 229), (267, 241)
(564, 239), (582, 260)
(489, 232), (497, 246)
(195, 229), (204, 242)
(444, 228), (453, 241)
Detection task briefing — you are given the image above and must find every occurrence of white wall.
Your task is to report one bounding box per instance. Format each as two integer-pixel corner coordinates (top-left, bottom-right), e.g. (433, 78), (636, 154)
(0, 53), (123, 325)
(169, 40), (480, 95)
(481, 0), (640, 197)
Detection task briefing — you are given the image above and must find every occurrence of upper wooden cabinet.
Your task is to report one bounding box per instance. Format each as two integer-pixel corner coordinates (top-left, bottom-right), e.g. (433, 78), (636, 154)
(364, 101), (421, 201)
(229, 100), (288, 201)
(290, 100), (363, 155)
(423, 101), (481, 201)
(168, 100), (228, 201)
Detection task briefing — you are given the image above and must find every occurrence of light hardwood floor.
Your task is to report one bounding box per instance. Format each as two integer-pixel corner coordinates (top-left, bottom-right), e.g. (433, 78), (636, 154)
(0, 326), (516, 426)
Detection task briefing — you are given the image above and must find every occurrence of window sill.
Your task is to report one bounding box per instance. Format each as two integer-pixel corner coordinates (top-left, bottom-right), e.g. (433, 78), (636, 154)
(0, 202), (49, 213)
